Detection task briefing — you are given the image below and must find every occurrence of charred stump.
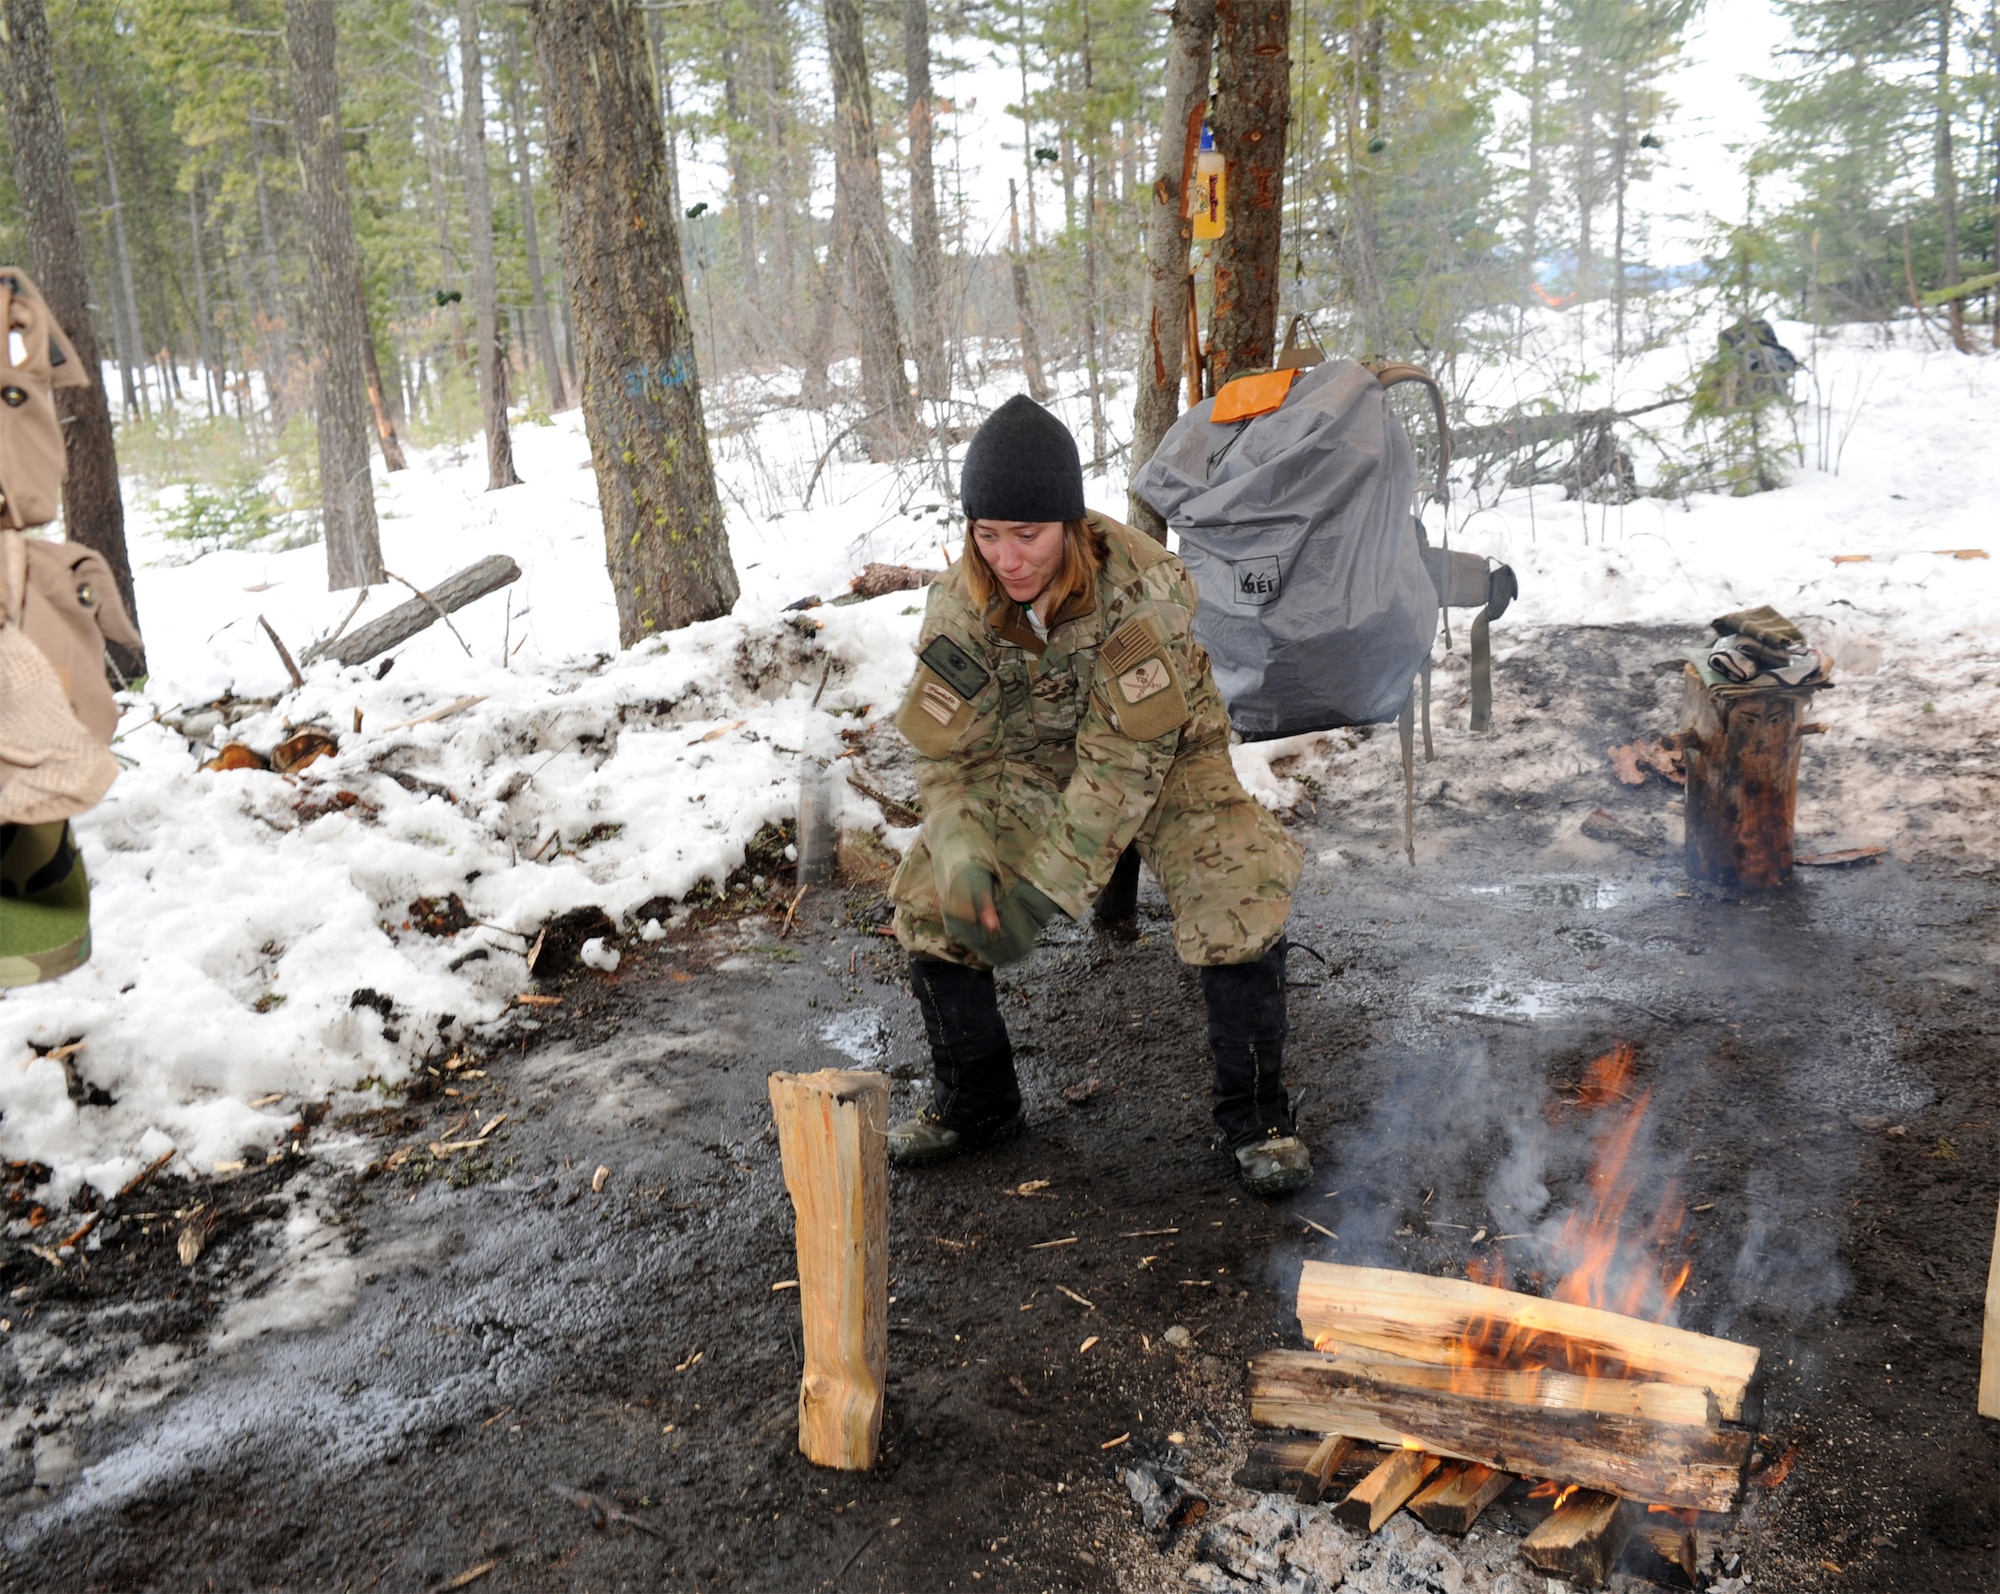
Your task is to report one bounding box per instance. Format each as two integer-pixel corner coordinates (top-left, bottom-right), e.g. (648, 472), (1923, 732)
(1678, 670), (1826, 890)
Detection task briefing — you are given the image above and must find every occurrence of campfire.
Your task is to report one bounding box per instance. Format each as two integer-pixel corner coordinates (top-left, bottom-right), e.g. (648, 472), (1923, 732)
(1242, 1044), (1760, 1586)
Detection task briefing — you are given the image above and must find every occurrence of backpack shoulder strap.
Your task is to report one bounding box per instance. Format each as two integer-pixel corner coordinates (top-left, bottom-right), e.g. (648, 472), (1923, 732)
(1365, 360), (1452, 504)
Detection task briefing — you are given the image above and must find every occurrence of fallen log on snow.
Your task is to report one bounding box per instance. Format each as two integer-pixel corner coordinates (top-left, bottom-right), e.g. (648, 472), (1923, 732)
(310, 555), (522, 668)
(1452, 396), (1685, 461)
(1248, 1349), (1752, 1512)
(1294, 1261), (1759, 1421)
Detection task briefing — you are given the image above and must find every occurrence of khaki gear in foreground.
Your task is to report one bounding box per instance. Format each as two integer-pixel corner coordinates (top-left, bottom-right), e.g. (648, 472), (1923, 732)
(0, 269), (143, 987)
(890, 512), (1301, 969)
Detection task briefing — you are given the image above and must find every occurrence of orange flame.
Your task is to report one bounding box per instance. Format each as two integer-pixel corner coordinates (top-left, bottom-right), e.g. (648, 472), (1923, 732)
(1450, 1042), (1694, 1385)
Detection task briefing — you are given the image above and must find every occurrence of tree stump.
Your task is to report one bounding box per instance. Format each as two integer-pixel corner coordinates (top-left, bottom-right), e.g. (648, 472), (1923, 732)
(768, 1068), (889, 1470)
(1678, 668), (1825, 889)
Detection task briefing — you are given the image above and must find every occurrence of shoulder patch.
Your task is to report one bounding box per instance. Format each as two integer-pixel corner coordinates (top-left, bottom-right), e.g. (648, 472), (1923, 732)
(919, 634), (990, 699)
(1104, 646), (1189, 742)
(894, 664), (978, 758)
(1100, 613), (1166, 677)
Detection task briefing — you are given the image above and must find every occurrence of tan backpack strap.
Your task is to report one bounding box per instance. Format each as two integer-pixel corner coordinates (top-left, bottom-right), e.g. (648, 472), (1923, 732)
(0, 529), (24, 628)
(1366, 359), (1452, 504)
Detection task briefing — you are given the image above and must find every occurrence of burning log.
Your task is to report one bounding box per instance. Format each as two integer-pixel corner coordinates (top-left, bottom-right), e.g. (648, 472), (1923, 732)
(1633, 1519), (1700, 1586)
(1301, 1346), (1719, 1427)
(1408, 1460), (1513, 1534)
(1293, 1261), (1759, 1421)
(1520, 1489), (1633, 1585)
(1333, 1447), (1441, 1533)
(1248, 1350), (1752, 1512)
(1234, 1432), (1361, 1493)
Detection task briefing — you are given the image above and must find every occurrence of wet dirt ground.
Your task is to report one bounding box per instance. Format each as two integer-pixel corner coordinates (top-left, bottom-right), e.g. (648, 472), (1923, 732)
(2, 623), (1997, 1593)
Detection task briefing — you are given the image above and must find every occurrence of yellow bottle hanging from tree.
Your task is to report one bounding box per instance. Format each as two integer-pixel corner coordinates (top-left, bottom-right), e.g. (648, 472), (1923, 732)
(1192, 123), (1226, 241)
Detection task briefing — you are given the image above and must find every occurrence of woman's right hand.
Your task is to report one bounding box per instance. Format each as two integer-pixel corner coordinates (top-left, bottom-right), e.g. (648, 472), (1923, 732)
(942, 861), (1003, 938)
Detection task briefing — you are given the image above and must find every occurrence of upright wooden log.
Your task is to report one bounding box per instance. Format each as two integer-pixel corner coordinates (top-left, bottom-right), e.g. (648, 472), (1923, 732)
(1520, 1489), (1633, 1585)
(769, 1068), (889, 1470)
(1979, 1192), (2000, 1418)
(1679, 669), (1822, 889)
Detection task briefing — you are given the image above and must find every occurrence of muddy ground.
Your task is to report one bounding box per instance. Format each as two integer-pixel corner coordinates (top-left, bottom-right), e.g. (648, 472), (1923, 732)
(1, 623), (1997, 1593)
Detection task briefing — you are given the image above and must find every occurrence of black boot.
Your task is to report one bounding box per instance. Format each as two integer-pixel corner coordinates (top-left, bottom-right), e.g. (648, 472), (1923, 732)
(1201, 942), (1311, 1195)
(888, 956), (1025, 1166)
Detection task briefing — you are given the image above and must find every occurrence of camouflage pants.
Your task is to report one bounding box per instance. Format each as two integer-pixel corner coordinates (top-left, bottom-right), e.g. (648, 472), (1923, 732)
(0, 821), (91, 987)
(892, 752), (1301, 969)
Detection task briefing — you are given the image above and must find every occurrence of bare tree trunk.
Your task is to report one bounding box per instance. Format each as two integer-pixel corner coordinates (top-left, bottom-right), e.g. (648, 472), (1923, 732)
(415, 4), (467, 370)
(359, 287), (409, 471)
(802, 196), (849, 409)
(0, 0), (144, 676)
(825, 0), (915, 456)
(93, 100), (146, 419)
(903, 0), (947, 402)
(285, 0), (385, 591)
(527, 0), (737, 642)
(504, 18), (568, 412)
(187, 184), (219, 416)
(720, 46), (766, 350)
(1523, 0), (1545, 325)
(458, 0), (522, 488)
(1210, 0), (1291, 383)
(1935, 0), (1972, 352)
(1015, 0), (1039, 244)
(1007, 179), (1051, 402)
(1612, 78), (1629, 360)
(249, 120), (294, 420)
(757, 0), (799, 345)
(1080, 0), (1106, 466)
(1130, 0), (1214, 538)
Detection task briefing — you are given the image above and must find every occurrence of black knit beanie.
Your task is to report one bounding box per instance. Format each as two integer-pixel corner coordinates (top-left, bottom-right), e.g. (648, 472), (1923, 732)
(958, 395), (1086, 522)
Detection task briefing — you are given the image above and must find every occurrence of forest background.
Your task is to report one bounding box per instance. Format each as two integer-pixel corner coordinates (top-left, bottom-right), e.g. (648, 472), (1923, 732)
(0, 0), (1995, 654)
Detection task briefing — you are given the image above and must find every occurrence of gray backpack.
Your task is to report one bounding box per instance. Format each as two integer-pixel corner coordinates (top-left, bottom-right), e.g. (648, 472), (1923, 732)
(1132, 355), (1516, 856)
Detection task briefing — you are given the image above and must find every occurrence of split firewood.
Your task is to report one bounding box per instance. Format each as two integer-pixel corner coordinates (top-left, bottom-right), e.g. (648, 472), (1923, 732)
(1333, 1447), (1440, 1533)
(1980, 1193), (2000, 1419)
(1632, 1519), (1699, 1586)
(1408, 1460), (1513, 1534)
(1520, 1489), (1633, 1585)
(769, 1069), (889, 1470)
(1294, 1433), (1355, 1505)
(1249, 1350), (1751, 1512)
(311, 555), (521, 669)
(1607, 737), (1685, 787)
(1293, 1262), (1759, 1422)
(1302, 1345), (1719, 1427)
(1234, 1432), (1352, 1493)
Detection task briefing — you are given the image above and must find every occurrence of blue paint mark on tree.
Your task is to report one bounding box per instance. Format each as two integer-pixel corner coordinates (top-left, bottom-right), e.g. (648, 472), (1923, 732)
(622, 357), (694, 403)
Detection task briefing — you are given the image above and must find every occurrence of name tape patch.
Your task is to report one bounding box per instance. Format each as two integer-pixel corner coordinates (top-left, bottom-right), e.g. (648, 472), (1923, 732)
(919, 634), (990, 699)
(919, 679), (961, 724)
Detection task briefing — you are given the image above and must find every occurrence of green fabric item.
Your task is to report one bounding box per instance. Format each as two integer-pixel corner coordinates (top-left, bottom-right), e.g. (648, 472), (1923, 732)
(0, 821), (92, 987)
(938, 857), (1000, 953)
(1712, 604), (1804, 663)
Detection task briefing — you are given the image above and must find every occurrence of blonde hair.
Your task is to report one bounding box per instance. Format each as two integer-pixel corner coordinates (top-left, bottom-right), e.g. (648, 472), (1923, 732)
(961, 517), (1108, 619)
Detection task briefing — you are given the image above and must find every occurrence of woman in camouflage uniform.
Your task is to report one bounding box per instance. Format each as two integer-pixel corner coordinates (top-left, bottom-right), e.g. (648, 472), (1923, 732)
(887, 397), (1310, 1195)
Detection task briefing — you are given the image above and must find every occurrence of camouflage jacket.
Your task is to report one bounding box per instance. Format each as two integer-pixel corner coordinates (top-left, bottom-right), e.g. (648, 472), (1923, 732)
(891, 512), (1236, 918)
